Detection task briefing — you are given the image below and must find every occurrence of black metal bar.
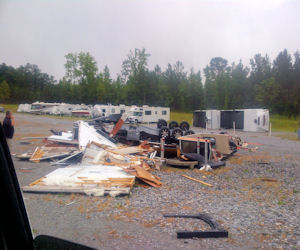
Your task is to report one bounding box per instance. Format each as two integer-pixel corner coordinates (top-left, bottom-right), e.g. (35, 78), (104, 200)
(177, 231), (228, 239)
(163, 213), (228, 239)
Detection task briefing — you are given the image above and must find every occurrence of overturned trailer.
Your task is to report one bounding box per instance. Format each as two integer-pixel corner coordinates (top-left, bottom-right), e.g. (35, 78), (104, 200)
(193, 109), (269, 132)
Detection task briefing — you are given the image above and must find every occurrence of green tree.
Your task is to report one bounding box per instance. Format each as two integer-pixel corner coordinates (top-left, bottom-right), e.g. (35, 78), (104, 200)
(204, 57), (231, 109)
(64, 52), (98, 85)
(121, 48), (150, 104)
(272, 49), (294, 116)
(0, 80), (10, 102)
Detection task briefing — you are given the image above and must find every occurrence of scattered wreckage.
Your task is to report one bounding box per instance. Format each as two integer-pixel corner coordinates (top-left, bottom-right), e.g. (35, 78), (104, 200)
(17, 115), (253, 197)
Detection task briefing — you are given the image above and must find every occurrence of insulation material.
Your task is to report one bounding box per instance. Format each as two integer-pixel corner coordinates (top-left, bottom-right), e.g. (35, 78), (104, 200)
(23, 165), (135, 197)
(48, 131), (73, 142)
(78, 121), (116, 149)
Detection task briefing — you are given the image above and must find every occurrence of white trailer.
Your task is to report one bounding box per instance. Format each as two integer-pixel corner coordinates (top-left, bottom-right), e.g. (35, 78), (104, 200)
(243, 109), (269, 132)
(193, 109), (269, 132)
(93, 104), (123, 117)
(193, 109), (220, 129)
(127, 105), (170, 123)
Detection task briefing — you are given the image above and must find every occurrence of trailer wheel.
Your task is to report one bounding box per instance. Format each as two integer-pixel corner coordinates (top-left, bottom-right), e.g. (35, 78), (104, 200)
(172, 128), (183, 139)
(180, 121), (190, 131)
(157, 119), (167, 129)
(184, 130), (195, 136)
(169, 121), (179, 129)
(159, 127), (170, 139)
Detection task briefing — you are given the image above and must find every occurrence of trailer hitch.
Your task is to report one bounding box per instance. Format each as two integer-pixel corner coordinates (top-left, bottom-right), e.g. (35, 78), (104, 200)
(163, 213), (228, 239)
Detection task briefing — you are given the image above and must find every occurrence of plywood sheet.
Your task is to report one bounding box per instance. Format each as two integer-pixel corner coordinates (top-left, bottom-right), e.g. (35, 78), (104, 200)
(23, 165), (135, 196)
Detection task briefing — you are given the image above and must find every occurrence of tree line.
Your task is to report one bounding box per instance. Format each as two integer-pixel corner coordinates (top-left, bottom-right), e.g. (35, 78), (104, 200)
(0, 48), (299, 116)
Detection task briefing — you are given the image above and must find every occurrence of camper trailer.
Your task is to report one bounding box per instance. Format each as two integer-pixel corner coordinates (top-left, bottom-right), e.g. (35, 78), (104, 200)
(193, 109), (269, 132)
(30, 102), (62, 114)
(127, 105), (170, 123)
(92, 104), (130, 118)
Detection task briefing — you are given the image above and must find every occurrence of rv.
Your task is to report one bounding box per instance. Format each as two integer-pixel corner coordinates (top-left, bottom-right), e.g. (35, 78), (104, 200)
(92, 104), (129, 118)
(30, 102), (61, 114)
(127, 105), (170, 123)
(193, 109), (269, 132)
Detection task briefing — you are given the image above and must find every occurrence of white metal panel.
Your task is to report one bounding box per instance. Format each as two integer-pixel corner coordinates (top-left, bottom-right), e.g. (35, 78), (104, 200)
(243, 109), (269, 132)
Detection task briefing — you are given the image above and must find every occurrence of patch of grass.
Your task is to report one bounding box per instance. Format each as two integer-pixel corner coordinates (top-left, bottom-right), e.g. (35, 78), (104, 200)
(270, 114), (300, 132)
(170, 111), (192, 124)
(0, 104), (18, 112)
(277, 200), (285, 206)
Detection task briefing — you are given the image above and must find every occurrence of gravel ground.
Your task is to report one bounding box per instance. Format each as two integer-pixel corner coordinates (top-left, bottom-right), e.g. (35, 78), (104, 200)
(2, 113), (300, 249)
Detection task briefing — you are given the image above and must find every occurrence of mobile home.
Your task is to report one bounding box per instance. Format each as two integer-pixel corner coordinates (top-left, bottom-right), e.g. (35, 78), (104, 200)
(127, 105), (170, 123)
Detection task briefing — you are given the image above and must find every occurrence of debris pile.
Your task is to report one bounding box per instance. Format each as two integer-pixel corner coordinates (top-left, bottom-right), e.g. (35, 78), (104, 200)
(18, 118), (255, 197)
(20, 121), (162, 196)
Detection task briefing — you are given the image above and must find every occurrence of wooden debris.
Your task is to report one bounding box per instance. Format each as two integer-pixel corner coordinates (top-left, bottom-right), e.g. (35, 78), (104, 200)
(181, 174), (213, 187)
(125, 165), (162, 187)
(261, 178), (277, 182)
(23, 165), (135, 197)
(29, 147), (44, 163)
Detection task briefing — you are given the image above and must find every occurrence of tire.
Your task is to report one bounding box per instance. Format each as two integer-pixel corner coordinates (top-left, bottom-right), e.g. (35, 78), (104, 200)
(159, 127), (170, 139)
(179, 121), (190, 131)
(169, 121), (179, 129)
(171, 128), (183, 139)
(157, 119), (167, 129)
(184, 130), (195, 136)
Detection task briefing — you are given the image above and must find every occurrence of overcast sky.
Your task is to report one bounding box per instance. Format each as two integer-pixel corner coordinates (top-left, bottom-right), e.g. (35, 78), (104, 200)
(0, 0), (299, 80)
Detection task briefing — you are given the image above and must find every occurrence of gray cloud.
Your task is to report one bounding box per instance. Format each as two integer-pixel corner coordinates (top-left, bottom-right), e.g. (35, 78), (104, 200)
(0, 0), (299, 80)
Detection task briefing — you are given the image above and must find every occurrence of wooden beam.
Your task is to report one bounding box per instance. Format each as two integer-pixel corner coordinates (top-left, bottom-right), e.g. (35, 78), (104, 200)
(181, 174), (213, 187)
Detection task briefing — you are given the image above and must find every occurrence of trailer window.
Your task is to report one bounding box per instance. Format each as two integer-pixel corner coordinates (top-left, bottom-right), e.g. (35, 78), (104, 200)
(162, 110), (167, 115)
(120, 110), (125, 114)
(145, 111), (151, 115)
(257, 117), (260, 125)
(155, 111), (157, 114)
(111, 108), (115, 113)
(263, 115), (266, 126)
(133, 112), (142, 116)
(102, 109), (106, 112)
(31, 105), (40, 110)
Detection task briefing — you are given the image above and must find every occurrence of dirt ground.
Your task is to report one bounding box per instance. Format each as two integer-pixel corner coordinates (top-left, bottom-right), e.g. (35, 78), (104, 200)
(2, 113), (300, 249)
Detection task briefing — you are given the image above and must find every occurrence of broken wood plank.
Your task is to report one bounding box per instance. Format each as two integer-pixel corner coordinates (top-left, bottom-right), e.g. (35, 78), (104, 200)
(30, 147), (44, 163)
(261, 178), (277, 182)
(28, 177), (45, 187)
(181, 174), (213, 187)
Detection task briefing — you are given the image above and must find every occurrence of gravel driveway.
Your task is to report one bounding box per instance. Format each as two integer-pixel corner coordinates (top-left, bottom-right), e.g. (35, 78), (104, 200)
(3, 113), (300, 249)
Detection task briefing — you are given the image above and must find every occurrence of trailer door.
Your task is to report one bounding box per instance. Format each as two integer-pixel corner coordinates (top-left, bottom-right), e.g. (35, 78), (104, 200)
(221, 111), (244, 129)
(193, 111), (206, 128)
(220, 111), (232, 129)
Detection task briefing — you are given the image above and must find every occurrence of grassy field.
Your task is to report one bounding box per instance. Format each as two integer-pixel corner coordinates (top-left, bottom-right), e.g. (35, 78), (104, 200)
(270, 114), (300, 133)
(170, 111), (193, 125)
(0, 104), (18, 112)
